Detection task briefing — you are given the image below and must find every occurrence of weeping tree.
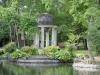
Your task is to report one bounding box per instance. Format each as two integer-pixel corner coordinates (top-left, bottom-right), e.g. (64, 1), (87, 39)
(85, 7), (100, 56)
(69, 0), (100, 60)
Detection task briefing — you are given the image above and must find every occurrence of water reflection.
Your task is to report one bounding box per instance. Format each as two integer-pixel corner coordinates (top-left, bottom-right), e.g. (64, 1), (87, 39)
(0, 62), (73, 75)
(0, 62), (100, 75)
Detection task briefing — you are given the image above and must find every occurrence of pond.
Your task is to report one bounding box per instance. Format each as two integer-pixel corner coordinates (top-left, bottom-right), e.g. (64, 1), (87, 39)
(0, 62), (100, 75)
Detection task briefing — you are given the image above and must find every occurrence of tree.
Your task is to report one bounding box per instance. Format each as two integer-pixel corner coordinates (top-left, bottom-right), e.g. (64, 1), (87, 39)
(0, 0), (37, 47)
(69, 0), (100, 59)
(85, 7), (100, 56)
(42, 0), (100, 59)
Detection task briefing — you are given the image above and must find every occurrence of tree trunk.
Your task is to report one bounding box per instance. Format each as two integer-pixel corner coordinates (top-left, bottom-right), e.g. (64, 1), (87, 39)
(87, 39), (94, 60)
(15, 25), (20, 48)
(84, 39), (87, 49)
(24, 34), (25, 46)
(10, 26), (12, 42)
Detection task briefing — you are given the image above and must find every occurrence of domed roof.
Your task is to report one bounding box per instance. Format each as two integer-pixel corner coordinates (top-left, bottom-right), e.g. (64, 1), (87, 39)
(37, 13), (54, 25)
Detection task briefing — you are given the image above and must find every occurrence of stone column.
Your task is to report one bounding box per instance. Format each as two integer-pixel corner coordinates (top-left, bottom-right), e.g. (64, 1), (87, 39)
(21, 33), (25, 46)
(41, 27), (44, 48)
(33, 34), (36, 45)
(36, 33), (39, 47)
(54, 28), (57, 46)
(34, 33), (39, 47)
(46, 29), (49, 47)
(52, 27), (55, 46)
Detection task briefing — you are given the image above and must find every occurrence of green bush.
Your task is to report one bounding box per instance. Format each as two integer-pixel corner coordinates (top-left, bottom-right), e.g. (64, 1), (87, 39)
(65, 43), (74, 57)
(43, 46), (58, 54)
(47, 46), (58, 52)
(42, 46), (75, 61)
(42, 46), (58, 58)
(21, 46), (38, 55)
(11, 49), (31, 59)
(55, 51), (75, 61)
(3, 42), (17, 53)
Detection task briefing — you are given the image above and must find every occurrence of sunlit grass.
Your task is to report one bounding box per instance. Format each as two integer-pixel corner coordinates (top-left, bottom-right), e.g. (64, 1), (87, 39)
(74, 50), (88, 57)
(74, 50), (96, 57)
(63, 48), (89, 56)
(63, 48), (88, 56)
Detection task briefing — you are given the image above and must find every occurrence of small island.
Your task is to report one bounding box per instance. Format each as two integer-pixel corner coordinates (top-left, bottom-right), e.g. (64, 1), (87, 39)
(0, 0), (100, 75)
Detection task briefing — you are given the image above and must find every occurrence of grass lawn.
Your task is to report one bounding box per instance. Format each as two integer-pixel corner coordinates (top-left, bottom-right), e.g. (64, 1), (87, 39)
(74, 50), (88, 57)
(74, 50), (96, 57)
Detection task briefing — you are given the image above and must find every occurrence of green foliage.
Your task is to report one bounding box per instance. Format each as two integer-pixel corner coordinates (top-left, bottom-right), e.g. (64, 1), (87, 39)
(65, 42), (74, 54)
(11, 49), (31, 59)
(42, 46), (75, 61)
(46, 46), (58, 53)
(0, 8), (10, 40)
(68, 33), (80, 42)
(0, 1), (20, 42)
(65, 34), (80, 50)
(21, 46), (38, 55)
(55, 51), (74, 61)
(42, 46), (58, 58)
(43, 46), (58, 53)
(53, 12), (73, 42)
(88, 25), (100, 55)
(57, 25), (69, 42)
(3, 42), (17, 53)
(19, 14), (37, 39)
(0, 1), (38, 43)
(84, 6), (100, 55)
(56, 42), (75, 61)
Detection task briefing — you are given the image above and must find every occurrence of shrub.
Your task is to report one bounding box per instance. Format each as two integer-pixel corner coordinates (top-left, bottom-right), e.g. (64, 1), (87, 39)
(47, 46), (58, 52)
(42, 46), (58, 58)
(21, 46), (38, 55)
(42, 46), (75, 61)
(3, 42), (17, 53)
(43, 46), (58, 54)
(11, 49), (31, 59)
(55, 51), (75, 61)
